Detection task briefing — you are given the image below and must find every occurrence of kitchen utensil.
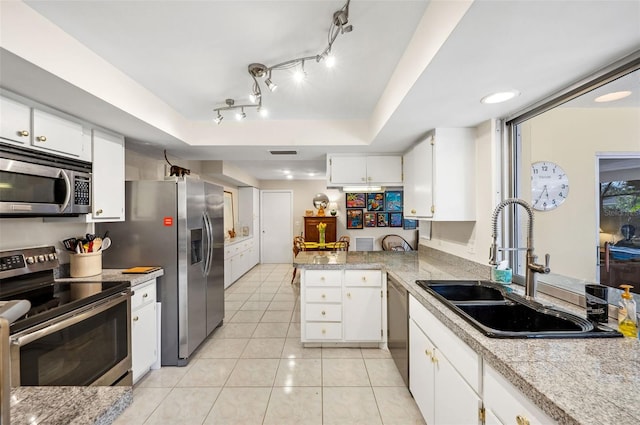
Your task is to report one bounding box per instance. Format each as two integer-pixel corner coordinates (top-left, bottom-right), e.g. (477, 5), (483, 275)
(85, 233), (95, 242)
(92, 237), (102, 252)
(62, 238), (78, 252)
(100, 237), (112, 251)
(75, 243), (81, 254)
(102, 230), (110, 239)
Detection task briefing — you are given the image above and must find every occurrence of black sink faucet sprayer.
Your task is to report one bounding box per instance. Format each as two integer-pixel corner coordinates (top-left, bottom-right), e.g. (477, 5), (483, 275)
(489, 198), (550, 299)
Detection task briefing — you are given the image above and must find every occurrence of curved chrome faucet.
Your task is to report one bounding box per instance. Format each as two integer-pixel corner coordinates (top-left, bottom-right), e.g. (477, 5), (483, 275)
(489, 198), (550, 299)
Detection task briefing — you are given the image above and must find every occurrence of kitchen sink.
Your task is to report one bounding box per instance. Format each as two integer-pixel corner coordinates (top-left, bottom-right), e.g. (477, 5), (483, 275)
(416, 280), (622, 338)
(425, 280), (506, 302)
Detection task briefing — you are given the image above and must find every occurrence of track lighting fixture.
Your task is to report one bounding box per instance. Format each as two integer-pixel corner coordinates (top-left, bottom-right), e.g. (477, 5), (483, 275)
(212, 0), (353, 123)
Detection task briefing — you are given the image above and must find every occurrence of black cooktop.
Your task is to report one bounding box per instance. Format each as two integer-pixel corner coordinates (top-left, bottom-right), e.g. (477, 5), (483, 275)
(0, 274), (129, 334)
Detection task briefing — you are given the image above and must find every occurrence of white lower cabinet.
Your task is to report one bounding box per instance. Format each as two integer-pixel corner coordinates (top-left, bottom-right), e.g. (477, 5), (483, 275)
(483, 362), (554, 425)
(224, 237), (258, 288)
(131, 279), (157, 384)
(409, 294), (556, 425)
(409, 295), (481, 425)
(343, 270), (383, 341)
(301, 269), (384, 344)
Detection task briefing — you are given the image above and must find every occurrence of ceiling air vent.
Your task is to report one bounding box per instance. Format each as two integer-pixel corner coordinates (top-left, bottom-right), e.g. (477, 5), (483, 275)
(270, 150), (298, 155)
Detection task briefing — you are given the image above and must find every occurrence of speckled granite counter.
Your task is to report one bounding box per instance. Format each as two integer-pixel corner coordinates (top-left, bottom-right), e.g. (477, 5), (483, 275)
(56, 268), (164, 287)
(10, 386), (132, 425)
(294, 250), (640, 425)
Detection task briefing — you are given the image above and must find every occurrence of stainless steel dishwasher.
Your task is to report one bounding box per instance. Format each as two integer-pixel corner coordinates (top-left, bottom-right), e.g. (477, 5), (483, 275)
(387, 276), (409, 387)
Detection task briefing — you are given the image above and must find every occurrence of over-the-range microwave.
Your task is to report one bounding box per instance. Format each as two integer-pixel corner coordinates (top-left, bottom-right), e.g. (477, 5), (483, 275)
(0, 142), (92, 217)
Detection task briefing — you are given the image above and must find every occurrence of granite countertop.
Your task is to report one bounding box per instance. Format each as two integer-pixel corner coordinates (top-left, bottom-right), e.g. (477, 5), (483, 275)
(294, 250), (640, 425)
(10, 386), (132, 425)
(56, 268), (164, 287)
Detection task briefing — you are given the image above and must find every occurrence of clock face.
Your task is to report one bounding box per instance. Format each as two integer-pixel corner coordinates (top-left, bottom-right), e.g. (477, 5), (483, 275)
(531, 161), (569, 211)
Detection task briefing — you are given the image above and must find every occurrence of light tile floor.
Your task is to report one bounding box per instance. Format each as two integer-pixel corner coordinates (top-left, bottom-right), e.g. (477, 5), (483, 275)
(114, 263), (425, 425)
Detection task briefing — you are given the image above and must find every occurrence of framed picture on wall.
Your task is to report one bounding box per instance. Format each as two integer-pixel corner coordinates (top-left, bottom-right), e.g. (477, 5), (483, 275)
(376, 212), (389, 227)
(390, 212), (403, 227)
(403, 218), (418, 230)
(367, 193), (385, 211)
(385, 191), (403, 211)
(364, 212), (376, 227)
(346, 209), (364, 229)
(346, 193), (366, 208)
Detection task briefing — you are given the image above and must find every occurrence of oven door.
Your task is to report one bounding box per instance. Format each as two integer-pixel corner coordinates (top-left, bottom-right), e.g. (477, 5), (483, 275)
(10, 291), (131, 387)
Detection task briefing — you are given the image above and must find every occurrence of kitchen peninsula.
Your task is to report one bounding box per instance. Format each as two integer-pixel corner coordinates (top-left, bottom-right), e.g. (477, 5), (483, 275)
(293, 249), (640, 425)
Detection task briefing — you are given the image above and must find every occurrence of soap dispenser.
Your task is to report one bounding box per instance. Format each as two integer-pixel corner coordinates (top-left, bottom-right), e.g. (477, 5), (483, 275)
(618, 284), (638, 338)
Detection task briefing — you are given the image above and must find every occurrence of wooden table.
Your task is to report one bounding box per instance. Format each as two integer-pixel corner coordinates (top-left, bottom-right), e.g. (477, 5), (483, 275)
(301, 241), (346, 251)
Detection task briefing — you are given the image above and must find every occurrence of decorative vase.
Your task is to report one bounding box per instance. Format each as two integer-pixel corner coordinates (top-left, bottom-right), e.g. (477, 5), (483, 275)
(319, 229), (326, 244)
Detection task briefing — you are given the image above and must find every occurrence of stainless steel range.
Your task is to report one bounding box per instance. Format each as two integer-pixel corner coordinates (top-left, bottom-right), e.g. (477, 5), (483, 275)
(0, 246), (132, 387)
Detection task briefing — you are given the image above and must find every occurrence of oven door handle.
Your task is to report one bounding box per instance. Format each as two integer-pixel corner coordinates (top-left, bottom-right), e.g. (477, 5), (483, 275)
(11, 291), (130, 347)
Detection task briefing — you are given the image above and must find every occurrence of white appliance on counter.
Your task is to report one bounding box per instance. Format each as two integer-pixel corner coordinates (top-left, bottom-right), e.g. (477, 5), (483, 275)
(98, 177), (224, 366)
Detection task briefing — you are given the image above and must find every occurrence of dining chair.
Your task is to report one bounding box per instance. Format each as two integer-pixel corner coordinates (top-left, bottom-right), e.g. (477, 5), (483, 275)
(292, 236), (306, 283)
(338, 235), (350, 251)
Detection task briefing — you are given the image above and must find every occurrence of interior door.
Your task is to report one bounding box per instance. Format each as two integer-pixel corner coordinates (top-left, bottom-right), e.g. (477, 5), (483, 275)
(260, 190), (292, 263)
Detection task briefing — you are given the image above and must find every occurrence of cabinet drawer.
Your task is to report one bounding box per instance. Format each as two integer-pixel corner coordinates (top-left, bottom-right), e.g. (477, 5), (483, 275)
(306, 287), (342, 303)
(305, 322), (342, 340)
(344, 270), (381, 287)
(132, 280), (156, 310)
(304, 270), (342, 286)
(484, 363), (553, 425)
(305, 303), (342, 322)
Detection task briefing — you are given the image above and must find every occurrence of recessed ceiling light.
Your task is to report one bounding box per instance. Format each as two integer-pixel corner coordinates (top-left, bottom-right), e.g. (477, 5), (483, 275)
(283, 170), (291, 175)
(308, 172), (316, 177)
(480, 90), (520, 104)
(286, 175), (293, 180)
(594, 90), (632, 103)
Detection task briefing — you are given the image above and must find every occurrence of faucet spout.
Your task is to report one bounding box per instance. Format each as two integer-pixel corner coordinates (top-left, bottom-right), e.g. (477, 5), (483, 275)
(489, 198), (550, 299)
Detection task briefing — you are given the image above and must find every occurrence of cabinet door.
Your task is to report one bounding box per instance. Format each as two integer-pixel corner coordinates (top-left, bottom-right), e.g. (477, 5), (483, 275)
(433, 347), (482, 425)
(91, 130), (125, 221)
(404, 139), (433, 218)
(0, 96), (31, 145)
(343, 287), (382, 341)
(224, 258), (232, 288)
(32, 109), (85, 158)
(132, 301), (157, 383)
(366, 156), (403, 184)
(409, 319), (436, 425)
(329, 156), (367, 184)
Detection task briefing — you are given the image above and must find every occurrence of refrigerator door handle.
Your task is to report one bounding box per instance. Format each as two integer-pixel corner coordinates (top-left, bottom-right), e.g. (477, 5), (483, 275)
(203, 211), (213, 276)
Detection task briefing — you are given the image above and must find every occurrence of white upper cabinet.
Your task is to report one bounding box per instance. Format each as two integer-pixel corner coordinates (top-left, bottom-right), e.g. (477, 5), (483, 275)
(91, 129), (125, 222)
(327, 154), (403, 186)
(0, 94), (91, 161)
(32, 109), (88, 159)
(403, 128), (476, 221)
(0, 96), (31, 146)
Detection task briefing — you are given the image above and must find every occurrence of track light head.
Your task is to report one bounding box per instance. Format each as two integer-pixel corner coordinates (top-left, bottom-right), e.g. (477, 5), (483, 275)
(214, 112), (223, 125)
(235, 107), (246, 121)
(265, 78), (277, 92)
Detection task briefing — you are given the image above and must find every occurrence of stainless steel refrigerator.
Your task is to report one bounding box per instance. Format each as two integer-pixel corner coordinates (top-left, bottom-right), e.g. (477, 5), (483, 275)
(98, 178), (224, 366)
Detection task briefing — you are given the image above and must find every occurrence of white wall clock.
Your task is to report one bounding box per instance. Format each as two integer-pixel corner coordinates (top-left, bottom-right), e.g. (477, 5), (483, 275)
(531, 161), (569, 211)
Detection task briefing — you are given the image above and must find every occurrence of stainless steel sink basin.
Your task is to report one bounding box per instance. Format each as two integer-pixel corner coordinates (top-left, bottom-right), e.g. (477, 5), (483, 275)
(416, 280), (622, 339)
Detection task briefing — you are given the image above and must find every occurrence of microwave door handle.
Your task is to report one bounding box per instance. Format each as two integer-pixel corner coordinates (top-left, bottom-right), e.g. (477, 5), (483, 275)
(59, 169), (72, 213)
